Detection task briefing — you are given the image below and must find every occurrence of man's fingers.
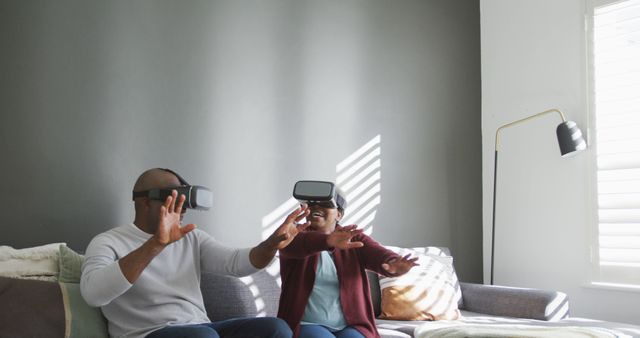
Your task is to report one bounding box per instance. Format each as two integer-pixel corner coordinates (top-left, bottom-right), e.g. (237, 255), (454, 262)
(164, 190), (177, 211)
(180, 223), (197, 235)
(159, 205), (167, 218)
(174, 194), (186, 213)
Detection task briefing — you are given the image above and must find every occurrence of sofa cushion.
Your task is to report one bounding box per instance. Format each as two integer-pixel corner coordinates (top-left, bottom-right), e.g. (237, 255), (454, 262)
(0, 276), (66, 337)
(201, 268), (281, 321)
(58, 245), (85, 283)
(378, 246), (461, 321)
(60, 282), (108, 338)
(368, 246), (463, 318)
(459, 282), (569, 321)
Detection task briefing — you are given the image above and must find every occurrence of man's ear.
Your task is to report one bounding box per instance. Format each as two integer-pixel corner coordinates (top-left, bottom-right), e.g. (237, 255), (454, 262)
(336, 209), (344, 221)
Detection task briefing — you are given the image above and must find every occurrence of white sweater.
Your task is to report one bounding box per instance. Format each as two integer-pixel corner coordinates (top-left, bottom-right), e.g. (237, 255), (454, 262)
(80, 224), (257, 338)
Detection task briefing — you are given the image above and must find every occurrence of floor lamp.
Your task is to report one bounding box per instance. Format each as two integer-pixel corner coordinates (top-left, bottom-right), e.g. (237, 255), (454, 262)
(490, 108), (587, 285)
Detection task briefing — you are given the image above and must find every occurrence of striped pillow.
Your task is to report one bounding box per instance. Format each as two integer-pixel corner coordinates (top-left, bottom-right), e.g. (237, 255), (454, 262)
(378, 247), (461, 321)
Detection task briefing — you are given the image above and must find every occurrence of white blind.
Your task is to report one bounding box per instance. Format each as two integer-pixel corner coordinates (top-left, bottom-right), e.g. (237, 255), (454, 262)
(593, 0), (640, 285)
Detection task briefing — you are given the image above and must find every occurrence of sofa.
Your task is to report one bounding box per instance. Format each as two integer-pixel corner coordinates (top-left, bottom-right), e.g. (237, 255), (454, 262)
(1, 244), (640, 338)
(199, 248), (640, 338)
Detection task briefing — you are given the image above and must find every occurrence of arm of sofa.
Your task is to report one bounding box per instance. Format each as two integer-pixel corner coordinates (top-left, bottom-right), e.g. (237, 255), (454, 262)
(459, 282), (569, 321)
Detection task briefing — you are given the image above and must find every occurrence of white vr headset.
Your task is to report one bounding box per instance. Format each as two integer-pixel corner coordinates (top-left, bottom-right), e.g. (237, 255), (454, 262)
(293, 180), (347, 210)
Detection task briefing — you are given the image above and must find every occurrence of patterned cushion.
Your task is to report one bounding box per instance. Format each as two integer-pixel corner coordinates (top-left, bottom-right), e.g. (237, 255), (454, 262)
(378, 246), (461, 321)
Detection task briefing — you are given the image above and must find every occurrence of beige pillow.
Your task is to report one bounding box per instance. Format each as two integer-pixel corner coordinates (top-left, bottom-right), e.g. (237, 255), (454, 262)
(378, 247), (461, 321)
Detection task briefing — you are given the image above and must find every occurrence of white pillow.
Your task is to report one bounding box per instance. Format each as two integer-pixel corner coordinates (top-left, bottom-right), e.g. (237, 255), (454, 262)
(378, 246), (461, 321)
(0, 243), (64, 278)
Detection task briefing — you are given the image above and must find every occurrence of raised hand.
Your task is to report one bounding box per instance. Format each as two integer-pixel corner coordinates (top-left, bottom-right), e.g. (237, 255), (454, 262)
(381, 254), (419, 276)
(327, 224), (364, 250)
(154, 190), (196, 246)
(268, 204), (311, 250)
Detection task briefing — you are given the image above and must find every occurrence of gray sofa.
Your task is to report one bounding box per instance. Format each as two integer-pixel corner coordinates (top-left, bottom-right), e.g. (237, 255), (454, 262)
(2, 248), (640, 338)
(201, 256), (640, 338)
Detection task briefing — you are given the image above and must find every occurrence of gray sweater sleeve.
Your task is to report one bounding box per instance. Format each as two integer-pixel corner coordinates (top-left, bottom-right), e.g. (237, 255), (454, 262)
(80, 233), (133, 307)
(197, 229), (259, 277)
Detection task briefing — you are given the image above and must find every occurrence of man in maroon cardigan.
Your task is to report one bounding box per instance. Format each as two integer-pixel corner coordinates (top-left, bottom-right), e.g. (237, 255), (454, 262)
(277, 188), (418, 338)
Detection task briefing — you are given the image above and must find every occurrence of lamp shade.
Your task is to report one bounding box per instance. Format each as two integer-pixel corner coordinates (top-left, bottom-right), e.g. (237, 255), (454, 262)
(556, 120), (587, 156)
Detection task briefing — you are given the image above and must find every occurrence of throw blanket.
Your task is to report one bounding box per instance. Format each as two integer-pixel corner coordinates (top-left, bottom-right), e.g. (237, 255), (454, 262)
(0, 243), (64, 280)
(414, 323), (632, 338)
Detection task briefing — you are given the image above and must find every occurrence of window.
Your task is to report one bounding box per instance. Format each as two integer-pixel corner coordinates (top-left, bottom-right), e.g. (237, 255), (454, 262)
(590, 0), (640, 287)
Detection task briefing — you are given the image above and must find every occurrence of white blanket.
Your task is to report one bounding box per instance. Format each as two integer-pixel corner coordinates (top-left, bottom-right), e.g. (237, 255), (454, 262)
(0, 243), (64, 278)
(414, 322), (632, 338)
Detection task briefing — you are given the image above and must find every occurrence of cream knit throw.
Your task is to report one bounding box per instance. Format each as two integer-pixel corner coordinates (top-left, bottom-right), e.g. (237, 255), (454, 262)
(0, 243), (65, 278)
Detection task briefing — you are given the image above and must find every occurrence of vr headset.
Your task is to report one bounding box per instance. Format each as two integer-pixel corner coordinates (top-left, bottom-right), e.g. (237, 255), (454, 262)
(293, 180), (347, 210)
(132, 168), (213, 211)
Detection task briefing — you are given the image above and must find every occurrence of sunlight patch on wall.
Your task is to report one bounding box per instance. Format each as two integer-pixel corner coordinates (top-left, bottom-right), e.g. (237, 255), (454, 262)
(260, 134), (382, 239)
(337, 134), (381, 235)
(261, 197), (299, 241)
(255, 135), (382, 300)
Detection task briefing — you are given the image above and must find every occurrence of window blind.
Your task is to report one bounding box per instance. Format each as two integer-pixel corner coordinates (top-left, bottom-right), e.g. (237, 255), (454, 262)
(593, 0), (640, 285)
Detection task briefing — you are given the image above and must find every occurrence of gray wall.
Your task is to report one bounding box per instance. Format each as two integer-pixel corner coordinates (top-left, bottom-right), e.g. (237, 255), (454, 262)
(0, 0), (482, 282)
(481, 0), (640, 324)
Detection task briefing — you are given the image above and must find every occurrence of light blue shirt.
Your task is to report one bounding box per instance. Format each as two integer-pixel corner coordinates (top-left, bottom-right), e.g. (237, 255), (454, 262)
(301, 251), (347, 330)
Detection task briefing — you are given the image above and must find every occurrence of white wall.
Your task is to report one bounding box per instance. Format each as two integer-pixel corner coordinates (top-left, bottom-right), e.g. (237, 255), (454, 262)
(481, 0), (640, 325)
(0, 1), (483, 281)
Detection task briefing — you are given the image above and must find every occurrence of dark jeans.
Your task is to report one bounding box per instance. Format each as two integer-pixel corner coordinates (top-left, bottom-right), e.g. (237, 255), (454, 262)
(298, 325), (365, 338)
(145, 317), (292, 338)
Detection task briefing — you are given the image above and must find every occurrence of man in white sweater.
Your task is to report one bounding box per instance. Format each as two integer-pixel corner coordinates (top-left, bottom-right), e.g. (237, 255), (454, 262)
(81, 168), (309, 338)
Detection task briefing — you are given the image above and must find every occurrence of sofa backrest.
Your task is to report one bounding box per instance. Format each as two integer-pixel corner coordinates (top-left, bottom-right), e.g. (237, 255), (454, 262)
(201, 269), (281, 321)
(201, 246), (460, 321)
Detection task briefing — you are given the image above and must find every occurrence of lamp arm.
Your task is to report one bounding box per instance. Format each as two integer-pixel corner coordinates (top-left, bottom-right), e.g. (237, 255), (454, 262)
(490, 108), (567, 285)
(494, 109), (567, 151)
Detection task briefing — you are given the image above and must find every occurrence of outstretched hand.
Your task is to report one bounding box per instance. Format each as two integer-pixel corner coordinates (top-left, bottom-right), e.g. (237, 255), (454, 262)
(268, 204), (310, 250)
(381, 254), (419, 276)
(327, 224), (364, 250)
(154, 190), (196, 246)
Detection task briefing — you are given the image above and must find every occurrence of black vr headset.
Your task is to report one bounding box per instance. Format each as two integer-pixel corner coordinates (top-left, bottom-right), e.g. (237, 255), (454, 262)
(132, 168), (213, 211)
(293, 180), (347, 210)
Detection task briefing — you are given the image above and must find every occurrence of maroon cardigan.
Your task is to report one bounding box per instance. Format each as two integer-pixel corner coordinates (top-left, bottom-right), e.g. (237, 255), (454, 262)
(277, 226), (400, 338)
